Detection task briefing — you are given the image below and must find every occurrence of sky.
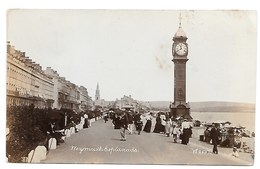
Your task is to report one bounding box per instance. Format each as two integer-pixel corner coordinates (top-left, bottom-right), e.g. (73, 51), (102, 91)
(6, 10), (257, 103)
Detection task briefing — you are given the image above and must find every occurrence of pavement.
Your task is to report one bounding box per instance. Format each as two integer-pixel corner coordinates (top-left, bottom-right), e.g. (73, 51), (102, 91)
(42, 119), (253, 165)
(189, 138), (254, 165)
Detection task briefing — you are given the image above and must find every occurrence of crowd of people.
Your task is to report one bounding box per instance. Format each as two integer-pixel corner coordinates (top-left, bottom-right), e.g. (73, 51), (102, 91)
(106, 110), (193, 144)
(144, 112), (193, 145)
(45, 109), (102, 147)
(106, 110), (254, 156)
(107, 110), (143, 141)
(203, 122), (254, 155)
(50, 109), (250, 157)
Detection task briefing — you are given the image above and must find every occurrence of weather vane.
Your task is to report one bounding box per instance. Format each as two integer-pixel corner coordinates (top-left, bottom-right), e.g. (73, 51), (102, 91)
(179, 12), (182, 28)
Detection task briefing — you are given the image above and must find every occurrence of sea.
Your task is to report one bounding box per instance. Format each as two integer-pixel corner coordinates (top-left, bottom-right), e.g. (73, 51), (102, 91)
(191, 111), (255, 132)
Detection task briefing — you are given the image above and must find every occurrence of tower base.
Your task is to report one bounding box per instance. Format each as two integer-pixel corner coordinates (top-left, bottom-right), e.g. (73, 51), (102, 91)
(170, 101), (192, 120)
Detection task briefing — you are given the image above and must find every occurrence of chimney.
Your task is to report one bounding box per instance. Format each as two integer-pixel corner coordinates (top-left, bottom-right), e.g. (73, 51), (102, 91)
(7, 41), (11, 53)
(20, 53), (26, 61)
(25, 58), (32, 65)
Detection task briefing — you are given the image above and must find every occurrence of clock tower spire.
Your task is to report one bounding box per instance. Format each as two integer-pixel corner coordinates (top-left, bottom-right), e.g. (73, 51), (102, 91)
(178, 12), (182, 28)
(170, 13), (192, 120)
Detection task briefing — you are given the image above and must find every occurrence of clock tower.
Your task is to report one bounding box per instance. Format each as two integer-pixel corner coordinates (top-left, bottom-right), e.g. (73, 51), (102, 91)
(170, 14), (192, 119)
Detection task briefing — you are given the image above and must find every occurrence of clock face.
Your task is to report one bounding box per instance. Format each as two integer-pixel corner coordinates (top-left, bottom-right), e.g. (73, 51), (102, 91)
(175, 43), (188, 56)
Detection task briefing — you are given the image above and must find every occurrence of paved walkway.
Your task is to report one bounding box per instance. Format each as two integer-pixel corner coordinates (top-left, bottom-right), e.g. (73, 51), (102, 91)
(42, 119), (253, 165)
(189, 138), (253, 164)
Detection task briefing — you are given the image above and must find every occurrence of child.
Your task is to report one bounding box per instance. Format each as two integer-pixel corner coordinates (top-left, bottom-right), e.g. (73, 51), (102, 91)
(136, 120), (143, 135)
(165, 118), (172, 137)
(232, 147), (239, 158)
(172, 125), (180, 143)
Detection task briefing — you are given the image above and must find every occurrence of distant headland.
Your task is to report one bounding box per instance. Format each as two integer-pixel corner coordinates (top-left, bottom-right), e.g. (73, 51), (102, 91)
(148, 101), (255, 112)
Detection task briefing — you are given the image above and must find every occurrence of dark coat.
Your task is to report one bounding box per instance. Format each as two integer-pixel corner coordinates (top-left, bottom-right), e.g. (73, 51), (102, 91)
(134, 114), (141, 124)
(133, 114), (142, 131)
(210, 127), (220, 141)
(127, 113), (134, 124)
(46, 123), (58, 134)
(120, 114), (129, 129)
(153, 116), (162, 133)
(113, 116), (121, 129)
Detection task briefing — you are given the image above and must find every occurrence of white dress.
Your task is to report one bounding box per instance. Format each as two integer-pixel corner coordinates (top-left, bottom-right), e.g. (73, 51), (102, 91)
(165, 119), (172, 134)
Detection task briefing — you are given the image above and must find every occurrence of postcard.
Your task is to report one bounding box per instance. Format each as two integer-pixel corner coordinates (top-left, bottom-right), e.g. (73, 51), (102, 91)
(5, 10), (256, 165)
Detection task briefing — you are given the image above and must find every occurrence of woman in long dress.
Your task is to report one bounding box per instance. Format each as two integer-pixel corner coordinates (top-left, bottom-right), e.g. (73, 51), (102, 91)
(160, 114), (166, 133)
(83, 113), (89, 128)
(143, 113), (152, 133)
(153, 113), (161, 133)
(165, 117), (172, 137)
(181, 119), (191, 145)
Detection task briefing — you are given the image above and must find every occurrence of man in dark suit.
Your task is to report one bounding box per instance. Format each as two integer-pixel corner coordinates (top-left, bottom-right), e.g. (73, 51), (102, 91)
(210, 123), (220, 154)
(46, 120), (63, 146)
(119, 111), (129, 141)
(127, 111), (134, 134)
(134, 111), (143, 135)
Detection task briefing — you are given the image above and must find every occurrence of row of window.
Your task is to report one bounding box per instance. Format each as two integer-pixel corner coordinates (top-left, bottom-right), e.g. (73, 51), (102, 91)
(7, 66), (31, 82)
(6, 82), (53, 99)
(7, 97), (52, 108)
(7, 75), (53, 94)
(7, 63), (52, 87)
(7, 79), (53, 93)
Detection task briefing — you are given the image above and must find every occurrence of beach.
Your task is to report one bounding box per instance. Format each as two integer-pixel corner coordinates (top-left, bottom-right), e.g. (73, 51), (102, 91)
(192, 111), (255, 132)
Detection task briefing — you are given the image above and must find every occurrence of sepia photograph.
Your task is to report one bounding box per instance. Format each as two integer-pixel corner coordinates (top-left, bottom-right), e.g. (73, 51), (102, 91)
(5, 9), (256, 166)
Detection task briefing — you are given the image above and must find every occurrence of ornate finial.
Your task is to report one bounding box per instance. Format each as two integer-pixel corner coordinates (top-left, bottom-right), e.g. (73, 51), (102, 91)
(178, 12), (182, 28)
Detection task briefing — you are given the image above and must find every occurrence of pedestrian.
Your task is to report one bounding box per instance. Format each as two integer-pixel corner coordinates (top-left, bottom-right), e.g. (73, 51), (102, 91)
(112, 113), (121, 129)
(143, 112), (152, 133)
(132, 112), (139, 132)
(204, 127), (211, 143)
(153, 113), (161, 133)
(127, 111), (134, 134)
(210, 123), (220, 154)
(104, 113), (108, 123)
(46, 120), (64, 145)
(83, 113), (89, 128)
(134, 112), (143, 135)
(232, 147), (239, 158)
(188, 125), (193, 142)
(172, 124), (180, 143)
(110, 111), (115, 127)
(165, 117), (172, 137)
(119, 111), (129, 141)
(181, 119), (191, 145)
(160, 113), (166, 133)
(80, 114), (85, 129)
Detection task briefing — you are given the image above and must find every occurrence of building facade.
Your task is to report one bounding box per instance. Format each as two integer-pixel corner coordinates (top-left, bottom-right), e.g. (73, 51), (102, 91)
(112, 95), (151, 112)
(7, 42), (92, 111)
(79, 86), (93, 111)
(6, 42), (54, 108)
(44, 67), (87, 111)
